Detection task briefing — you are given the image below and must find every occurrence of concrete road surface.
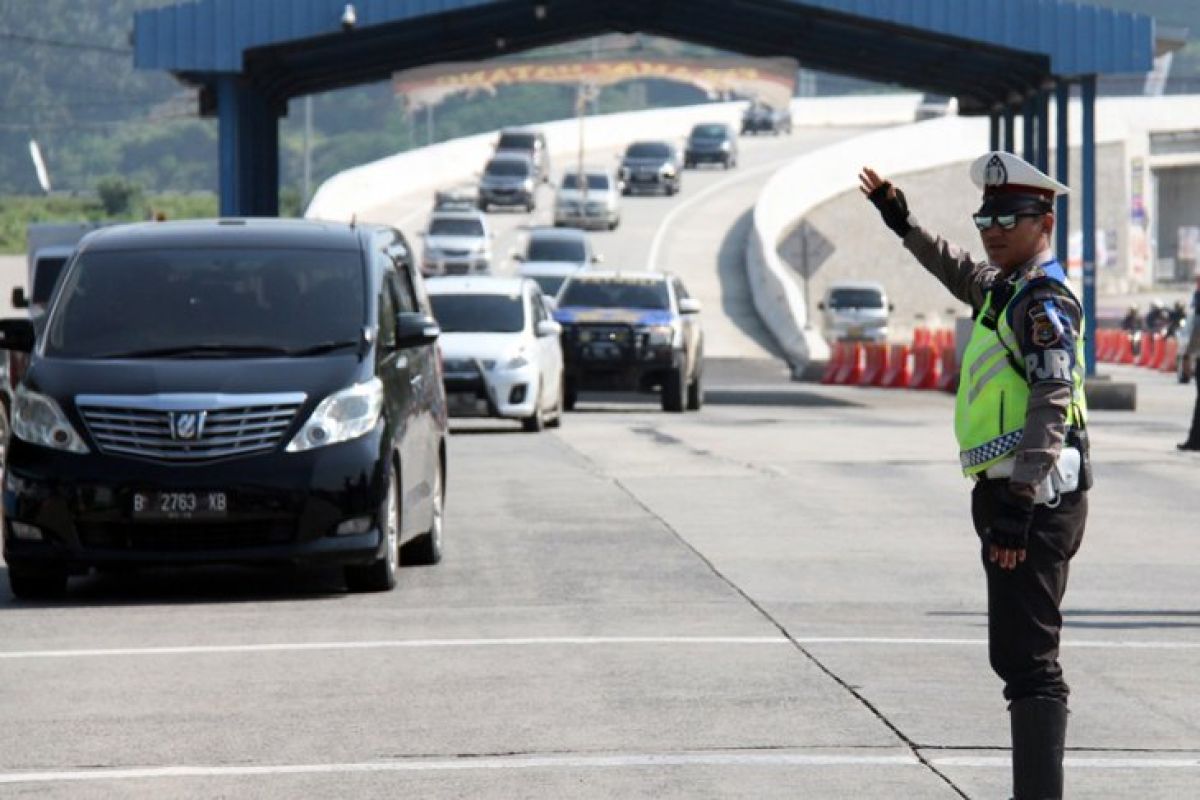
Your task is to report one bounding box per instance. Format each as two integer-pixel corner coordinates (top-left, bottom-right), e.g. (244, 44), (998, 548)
(356, 126), (867, 363)
(1, 363), (1197, 798)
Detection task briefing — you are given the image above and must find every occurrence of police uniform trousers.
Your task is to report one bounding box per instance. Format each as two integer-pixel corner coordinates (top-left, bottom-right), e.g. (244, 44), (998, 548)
(1184, 367), (1200, 447)
(971, 479), (1088, 704)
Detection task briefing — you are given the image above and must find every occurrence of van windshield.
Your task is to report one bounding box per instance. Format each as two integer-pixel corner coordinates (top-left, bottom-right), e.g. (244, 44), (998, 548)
(43, 248), (365, 358)
(485, 159), (531, 177)
(32, 256), (69, 305)
(561, 173), (610, 191)
(497, 132), (536, 150)
(625, 143), (670, 159)
(430, 294), (525, 333)
(829, 288), (885, 309)
(428, 218), (484, 237)
(690, 124), (727, 140)
(559, 279), (669, 310)
(526, 237), (586, 263)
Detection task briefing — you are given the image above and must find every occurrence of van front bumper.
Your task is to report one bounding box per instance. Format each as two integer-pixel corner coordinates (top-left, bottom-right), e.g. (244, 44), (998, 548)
(443, 360), (540, 420)
(2, 430), (390, 571)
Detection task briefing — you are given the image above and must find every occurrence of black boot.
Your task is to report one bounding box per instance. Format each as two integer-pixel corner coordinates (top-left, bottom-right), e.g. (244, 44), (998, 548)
(1010, 697), (1068, 800)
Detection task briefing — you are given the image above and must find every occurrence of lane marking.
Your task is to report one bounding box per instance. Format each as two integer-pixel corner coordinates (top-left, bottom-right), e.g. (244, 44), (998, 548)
(2, 751), (1196, 786)
(933, 755), (1200, 770)
(645, 154), (806, 271)
(796, 637), (1200, 651)
(0, 752), (920, 785)
(0, 636), (786, 660)
(2, 634), (1197, 661)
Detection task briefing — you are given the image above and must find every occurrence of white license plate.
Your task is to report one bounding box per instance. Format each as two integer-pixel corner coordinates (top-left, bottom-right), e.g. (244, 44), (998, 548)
(133, 491), (228, 520)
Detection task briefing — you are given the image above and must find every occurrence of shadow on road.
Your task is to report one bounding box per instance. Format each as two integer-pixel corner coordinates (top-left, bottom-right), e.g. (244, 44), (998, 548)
(716, 207), (788, 361)
(929, 607), (1200, 630)
(0, 563), (356, 608)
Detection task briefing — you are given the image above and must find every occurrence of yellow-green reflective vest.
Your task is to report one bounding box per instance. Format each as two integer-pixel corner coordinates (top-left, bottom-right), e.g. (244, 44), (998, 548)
(954, 268), (1087, 476)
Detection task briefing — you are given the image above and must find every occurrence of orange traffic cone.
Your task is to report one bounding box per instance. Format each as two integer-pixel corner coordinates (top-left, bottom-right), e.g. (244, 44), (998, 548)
(821, 343), (846, 384)
(937, 345), (959, 392)
(882, 343), (912, 388)
(910, 345), (941, 390)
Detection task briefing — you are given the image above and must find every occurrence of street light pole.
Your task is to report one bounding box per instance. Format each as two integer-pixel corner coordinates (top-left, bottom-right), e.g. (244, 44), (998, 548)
(302, 95), (313, 208)
(577, 83), (590, 210)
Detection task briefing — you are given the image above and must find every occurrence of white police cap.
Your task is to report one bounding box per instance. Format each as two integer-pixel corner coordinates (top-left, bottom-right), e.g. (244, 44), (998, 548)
(970, 151), (1069, 201)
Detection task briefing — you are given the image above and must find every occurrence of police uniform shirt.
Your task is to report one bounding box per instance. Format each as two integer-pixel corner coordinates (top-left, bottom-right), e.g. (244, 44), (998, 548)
(902, 227), (1082, 486)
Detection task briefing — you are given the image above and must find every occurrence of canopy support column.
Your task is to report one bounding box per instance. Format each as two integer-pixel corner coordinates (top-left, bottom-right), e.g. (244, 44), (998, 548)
(1055, 80), (1071, 266)
(1081, 75), (1097, 377)
(216, 75), (281, 217)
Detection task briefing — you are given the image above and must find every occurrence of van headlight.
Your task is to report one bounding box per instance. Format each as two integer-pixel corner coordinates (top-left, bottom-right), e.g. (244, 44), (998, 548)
(287, 378), (383, 452)
(11, 386), (89, 453)
(642, 325), (677, 347)
(499, 351), (530, 370)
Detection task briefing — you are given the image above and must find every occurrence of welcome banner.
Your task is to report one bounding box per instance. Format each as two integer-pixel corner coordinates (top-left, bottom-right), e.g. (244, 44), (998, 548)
(394, 57), (797, 111)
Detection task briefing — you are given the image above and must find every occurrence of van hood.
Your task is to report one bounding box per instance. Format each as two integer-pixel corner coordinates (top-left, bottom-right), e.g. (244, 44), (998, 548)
(555, 307), (674, 327)
(425, 235), (485, 252)
(27, 355), (364, 410)
(519, 260), (586, 276)
(438, 332), (526, 363)
(556, 188), (614, 204)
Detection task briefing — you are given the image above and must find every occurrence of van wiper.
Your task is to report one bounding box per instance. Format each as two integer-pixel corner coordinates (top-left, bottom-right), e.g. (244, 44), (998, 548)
(96, 344), (291, 359)
(286, 340), (360, 357)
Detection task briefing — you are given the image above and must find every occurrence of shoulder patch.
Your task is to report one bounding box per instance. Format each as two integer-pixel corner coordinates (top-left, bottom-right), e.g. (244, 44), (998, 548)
(1028, 305), (1061, 348)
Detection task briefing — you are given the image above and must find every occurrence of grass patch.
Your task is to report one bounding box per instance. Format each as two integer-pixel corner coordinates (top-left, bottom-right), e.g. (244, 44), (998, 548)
(0, 193), (219, 254)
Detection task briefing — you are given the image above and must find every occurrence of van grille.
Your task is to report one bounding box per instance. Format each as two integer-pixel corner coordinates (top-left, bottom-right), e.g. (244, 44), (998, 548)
(78, 521), (296, 551)
(76, 394), (305, 463)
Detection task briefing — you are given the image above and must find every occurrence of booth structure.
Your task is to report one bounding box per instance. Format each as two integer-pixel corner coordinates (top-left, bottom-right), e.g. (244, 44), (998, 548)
(135, 0), (1159, 373)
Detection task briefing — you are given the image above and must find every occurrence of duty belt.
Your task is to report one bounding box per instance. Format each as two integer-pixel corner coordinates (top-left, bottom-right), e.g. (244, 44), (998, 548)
(960, 430), (1023, 470)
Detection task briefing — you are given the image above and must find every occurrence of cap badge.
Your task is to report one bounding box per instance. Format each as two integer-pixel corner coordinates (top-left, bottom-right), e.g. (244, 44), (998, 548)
(984, 154), (1008, 187)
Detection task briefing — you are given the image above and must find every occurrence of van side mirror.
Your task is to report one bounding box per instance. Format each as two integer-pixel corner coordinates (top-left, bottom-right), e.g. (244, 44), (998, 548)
(817, 301), (826, 310)
(395, 312), (440, 348)
(11, 287), (29, 309)
(535, 319), (561, 338)
(678, 298), (702, 315)
(889, 303), (896, 312)
(0, 318), (36, 352)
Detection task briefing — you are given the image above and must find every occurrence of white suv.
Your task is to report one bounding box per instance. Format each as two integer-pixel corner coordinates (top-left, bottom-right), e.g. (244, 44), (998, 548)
(554, 169), (621, 231)
(818, 281), (893, 343)
(420, 210), (492, 276)
(428, 276), (565, 432)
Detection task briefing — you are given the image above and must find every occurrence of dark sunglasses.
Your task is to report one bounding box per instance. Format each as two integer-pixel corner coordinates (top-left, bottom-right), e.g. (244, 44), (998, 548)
(972, 212), (1044, 231)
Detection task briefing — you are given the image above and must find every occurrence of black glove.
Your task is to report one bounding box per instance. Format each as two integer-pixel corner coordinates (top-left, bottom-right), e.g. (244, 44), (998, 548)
(866, 182), (914, 239)
(988, 485), (1035, 551)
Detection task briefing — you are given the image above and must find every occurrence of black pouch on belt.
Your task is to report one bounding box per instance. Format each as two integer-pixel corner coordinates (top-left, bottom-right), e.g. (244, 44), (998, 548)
(1066, 427), (1093, 492)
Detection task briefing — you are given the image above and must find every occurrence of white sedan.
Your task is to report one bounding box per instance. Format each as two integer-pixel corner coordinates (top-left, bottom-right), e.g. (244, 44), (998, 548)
(427, 276), (565, 432)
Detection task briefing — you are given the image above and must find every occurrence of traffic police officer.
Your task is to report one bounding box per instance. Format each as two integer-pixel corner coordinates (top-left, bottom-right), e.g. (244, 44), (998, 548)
(860, 151), (1091, 800)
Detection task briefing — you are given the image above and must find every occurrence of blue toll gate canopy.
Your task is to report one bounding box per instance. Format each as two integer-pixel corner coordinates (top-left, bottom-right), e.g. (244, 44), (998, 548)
(136, 0), (1155, 117)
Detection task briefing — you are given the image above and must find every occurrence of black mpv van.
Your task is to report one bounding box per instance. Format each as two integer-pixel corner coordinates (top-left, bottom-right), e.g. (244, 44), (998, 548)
(0, 219), (447, 598)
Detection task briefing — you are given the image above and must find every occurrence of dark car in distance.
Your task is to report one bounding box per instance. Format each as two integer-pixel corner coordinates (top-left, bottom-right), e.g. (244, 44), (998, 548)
(0, 219), (448, 599)
(478, 153), (538, 212)
(619, 141), (683, 196)
(685, 122), (738, 169)
(494, 128), (551, 184)
(741, 101), (793, 135)
(553, 271), (703, 412)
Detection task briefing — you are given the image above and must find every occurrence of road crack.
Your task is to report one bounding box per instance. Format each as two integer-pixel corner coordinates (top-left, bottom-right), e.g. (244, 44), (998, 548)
(607, 474), (973, 799)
